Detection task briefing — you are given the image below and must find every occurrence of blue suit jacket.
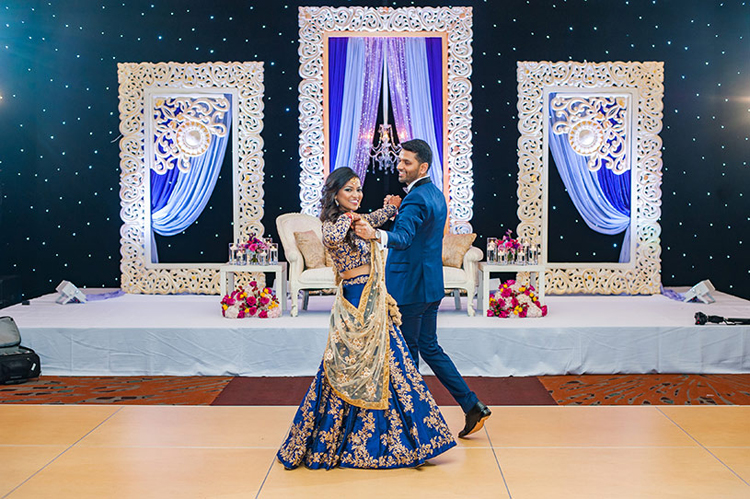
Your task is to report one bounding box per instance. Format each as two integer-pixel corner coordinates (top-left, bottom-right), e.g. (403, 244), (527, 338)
(384, 178), (447, 306)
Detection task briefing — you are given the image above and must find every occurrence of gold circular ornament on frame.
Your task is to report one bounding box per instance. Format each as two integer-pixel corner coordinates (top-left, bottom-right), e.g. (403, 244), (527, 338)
(568, 120), (604, 156)
(175, 121), (212, 157)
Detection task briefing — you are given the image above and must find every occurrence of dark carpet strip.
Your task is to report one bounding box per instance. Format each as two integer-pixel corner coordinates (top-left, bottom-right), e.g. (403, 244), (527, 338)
(423, 375), (557, 407)
(210, 375), (557, 406)
(211, 376), (315, 406)
(2, 374), (749, 405)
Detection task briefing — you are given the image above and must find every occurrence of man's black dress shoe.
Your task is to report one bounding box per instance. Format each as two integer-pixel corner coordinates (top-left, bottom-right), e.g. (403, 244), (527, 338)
(458, 401), (491, 438)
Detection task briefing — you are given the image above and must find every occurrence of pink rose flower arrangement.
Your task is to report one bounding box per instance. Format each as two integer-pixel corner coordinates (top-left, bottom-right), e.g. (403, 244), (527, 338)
(498, 230), (524, 263)
(487, 279), (548, 318)
(221, 280), (281, 319)
(500, 229), (522, 252)
(240, 235), (269, 264)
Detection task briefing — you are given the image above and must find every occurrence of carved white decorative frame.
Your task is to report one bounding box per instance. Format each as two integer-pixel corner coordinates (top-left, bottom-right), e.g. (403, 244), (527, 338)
(298, 6), (474, 233)
(516, 61), (664, 294)
(118, 62), (265, 294)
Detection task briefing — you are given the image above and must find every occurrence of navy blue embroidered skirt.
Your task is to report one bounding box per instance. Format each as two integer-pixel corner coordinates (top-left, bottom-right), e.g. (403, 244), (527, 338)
(277, 282), (456, 469)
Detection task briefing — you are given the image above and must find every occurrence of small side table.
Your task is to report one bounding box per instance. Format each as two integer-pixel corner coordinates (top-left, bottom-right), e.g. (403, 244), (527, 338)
(219, 263), (288, 314)
(477, 263), (545, 317)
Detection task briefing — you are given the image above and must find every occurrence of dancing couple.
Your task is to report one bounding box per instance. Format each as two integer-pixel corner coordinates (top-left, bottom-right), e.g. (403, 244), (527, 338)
(277, 139), (491, 469)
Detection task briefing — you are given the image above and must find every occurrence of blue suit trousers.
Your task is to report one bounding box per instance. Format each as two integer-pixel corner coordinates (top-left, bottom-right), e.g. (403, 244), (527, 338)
(398, 301), (478, 413)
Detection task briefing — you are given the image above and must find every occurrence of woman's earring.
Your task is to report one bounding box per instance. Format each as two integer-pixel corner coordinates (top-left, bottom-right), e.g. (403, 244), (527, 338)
(335, 199), (340, 206)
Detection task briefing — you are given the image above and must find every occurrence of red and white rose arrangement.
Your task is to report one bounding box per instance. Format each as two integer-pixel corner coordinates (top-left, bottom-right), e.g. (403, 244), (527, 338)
(488, 279), (548, 318)
(220, 280), (281, 319)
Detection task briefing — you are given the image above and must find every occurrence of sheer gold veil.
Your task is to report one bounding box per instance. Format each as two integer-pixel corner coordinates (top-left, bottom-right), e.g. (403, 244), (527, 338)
(323, 241), (400, 410)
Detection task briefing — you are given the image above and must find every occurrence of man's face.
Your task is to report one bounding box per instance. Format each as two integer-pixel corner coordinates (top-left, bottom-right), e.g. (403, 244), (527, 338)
(396, 149), (428, 185)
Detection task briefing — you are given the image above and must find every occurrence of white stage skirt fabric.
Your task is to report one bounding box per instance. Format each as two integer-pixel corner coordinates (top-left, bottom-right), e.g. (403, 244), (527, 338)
(4, 288), (749, 377)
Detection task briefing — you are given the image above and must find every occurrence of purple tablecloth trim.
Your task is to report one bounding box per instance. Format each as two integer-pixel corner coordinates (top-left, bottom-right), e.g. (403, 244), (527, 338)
(660, 286), (686, 302)
(83, 290), (126, 301)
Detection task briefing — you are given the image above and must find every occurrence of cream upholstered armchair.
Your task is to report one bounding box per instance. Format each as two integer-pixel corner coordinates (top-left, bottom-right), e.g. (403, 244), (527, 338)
(276, 213), (336, 317)
(442, 235), (483, 316)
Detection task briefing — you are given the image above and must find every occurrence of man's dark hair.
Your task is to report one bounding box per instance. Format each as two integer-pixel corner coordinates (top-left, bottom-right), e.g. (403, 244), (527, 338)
(401, 139), (432, 170)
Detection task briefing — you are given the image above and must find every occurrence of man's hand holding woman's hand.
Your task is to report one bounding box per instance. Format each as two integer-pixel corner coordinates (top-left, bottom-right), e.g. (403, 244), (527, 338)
(384, 194), (402, 209)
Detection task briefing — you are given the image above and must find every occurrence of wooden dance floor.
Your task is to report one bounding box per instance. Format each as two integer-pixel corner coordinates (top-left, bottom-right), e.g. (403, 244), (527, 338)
(2, 404), (749, 498)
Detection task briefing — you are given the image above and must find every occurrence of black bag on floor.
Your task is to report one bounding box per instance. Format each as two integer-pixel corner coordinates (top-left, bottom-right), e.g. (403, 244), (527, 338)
(0, 316), (41, 384)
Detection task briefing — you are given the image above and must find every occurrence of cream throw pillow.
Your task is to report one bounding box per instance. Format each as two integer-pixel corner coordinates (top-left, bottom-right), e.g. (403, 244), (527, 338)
(442, 233), (476, 268)
(294, 230), (327, 269)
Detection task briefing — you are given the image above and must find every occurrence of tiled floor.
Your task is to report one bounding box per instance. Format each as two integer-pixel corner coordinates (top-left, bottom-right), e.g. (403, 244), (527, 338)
(1, 405), (748, 498)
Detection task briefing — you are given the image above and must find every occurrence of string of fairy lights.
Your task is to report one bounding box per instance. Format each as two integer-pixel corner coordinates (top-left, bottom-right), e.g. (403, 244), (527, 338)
(0, 0), (748, 300)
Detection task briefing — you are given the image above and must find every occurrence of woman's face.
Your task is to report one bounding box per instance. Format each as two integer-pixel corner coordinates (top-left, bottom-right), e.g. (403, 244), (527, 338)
(335, 176), (363, 212)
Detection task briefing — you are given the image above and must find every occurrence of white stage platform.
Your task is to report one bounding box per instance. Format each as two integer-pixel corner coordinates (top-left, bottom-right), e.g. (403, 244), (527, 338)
(4, 288), (749, 377)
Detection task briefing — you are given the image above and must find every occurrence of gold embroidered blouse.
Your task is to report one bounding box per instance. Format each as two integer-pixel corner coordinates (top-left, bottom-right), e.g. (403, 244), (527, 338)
(322, 205), (397, 273)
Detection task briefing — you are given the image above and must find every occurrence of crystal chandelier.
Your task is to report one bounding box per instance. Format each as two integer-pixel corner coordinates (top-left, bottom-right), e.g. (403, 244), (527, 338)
(369, 44), (401, 173)
(370, 123), (401, 173)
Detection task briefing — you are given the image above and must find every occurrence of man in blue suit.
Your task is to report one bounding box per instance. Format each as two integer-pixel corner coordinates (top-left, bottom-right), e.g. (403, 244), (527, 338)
(355, 139), (491, 438)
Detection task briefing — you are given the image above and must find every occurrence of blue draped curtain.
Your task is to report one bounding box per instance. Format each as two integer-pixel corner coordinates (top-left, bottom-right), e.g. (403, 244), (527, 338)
(400, 37), (443, 190)
(425, 38), (443, 166)
(328, 36), (444, 191)
(386, 37), (444, 191)
(329, 38), (384, 181)
(328, 37), (348, 168)
(547, 94), (631, 263)
(150, 98), (232, 263)
(150, 165), (179, 213)
(351, 39), (386, 178)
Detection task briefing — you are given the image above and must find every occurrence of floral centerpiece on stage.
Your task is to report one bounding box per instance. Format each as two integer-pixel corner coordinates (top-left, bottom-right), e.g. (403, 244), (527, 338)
(220, 280), (281, 318)
(229, 234), (278, 265)
(241, 235), (268, 264)
(488, 279), (548, 318)
(500, 229), (522, 254)
(487, 230), (540, 265)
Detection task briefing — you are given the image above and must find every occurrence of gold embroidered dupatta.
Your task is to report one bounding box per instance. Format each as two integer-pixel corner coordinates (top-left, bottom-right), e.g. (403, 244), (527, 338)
(323, 241), (400, 410)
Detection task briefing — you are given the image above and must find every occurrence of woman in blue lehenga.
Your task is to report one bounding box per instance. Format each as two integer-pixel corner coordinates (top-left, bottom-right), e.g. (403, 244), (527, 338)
(277, 167), (455, 469)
